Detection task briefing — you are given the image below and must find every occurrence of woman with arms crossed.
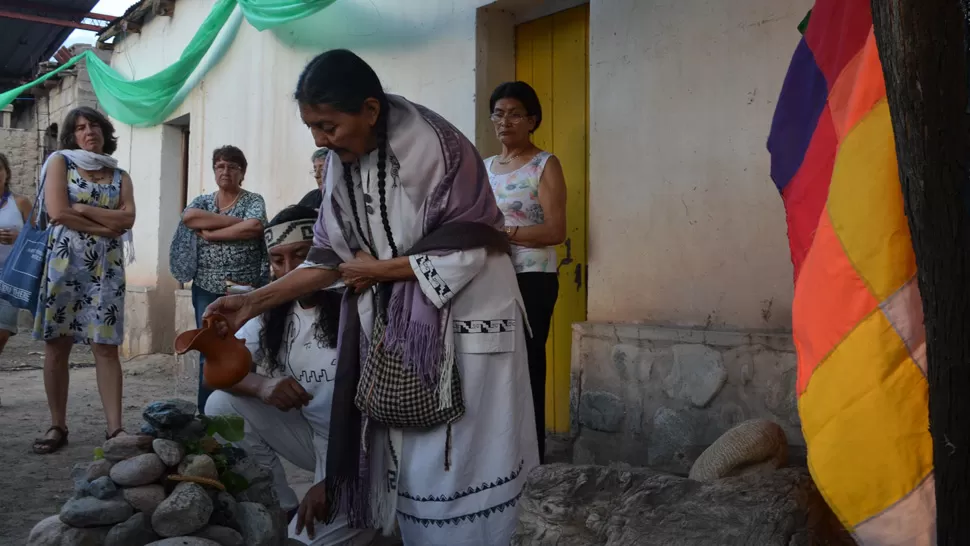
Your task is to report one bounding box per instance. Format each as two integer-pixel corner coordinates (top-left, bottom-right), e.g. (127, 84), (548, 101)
(176, 145), (268, 413)
(32, 107), (136, 453)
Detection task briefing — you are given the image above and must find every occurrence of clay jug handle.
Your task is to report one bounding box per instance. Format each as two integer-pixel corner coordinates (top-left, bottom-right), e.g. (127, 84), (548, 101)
(202, 313), (230, 336)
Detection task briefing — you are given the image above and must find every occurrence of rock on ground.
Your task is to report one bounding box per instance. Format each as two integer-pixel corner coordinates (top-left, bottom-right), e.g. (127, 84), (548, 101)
(192, 525), (244, 546)
(27, 515), (111, 546)
(105, 512), (160, 546)
(153, 439), (186, 467)
(59, 496), (134, 528)
(179, 454), (219, 481)
(231, 459), (279, 508)
(73, 459), (114, 483)
(103, 434), (156, 462)
(210, 491), (241, 531)
(143, 399), (199, 430)
(110, 453), (167, 487)
(152, 482), (213, 537)
(512, 464), (855, 546)
(123, 484), (169, 516)
(88, 476), (118, 500)
(236, 502), (278, 546)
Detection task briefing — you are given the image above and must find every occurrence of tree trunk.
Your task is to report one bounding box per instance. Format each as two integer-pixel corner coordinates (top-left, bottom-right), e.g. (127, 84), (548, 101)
(871, 0), (970, 542)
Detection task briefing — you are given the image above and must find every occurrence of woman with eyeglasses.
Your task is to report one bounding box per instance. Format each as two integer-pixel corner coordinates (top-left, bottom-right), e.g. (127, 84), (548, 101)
(170, 145), (268, 413)
(485, 81), (567, 464)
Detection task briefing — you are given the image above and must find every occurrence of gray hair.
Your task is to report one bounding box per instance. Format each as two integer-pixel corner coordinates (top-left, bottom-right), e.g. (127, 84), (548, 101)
(311, 148), (331, 162)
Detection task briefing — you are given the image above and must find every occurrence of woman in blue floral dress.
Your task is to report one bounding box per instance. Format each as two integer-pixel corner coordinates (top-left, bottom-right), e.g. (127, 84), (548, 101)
(32, 107), (136, 454)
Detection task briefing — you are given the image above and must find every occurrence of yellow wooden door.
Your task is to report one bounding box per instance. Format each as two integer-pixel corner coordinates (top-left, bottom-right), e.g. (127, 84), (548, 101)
(515, 5), (589, 434)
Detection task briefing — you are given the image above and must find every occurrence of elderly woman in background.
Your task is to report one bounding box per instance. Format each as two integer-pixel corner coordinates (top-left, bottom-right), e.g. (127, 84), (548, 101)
(0, 152), (32, 358)
(311, 147), (330, 190)
(175, 145), (268, 413)
(485, 81), (567, 464)
(33, 106), (137, 453)
(301, 147), (331, 211)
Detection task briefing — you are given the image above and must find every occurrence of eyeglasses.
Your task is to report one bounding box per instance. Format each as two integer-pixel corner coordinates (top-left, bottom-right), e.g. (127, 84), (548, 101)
(214, 163), (243, 172)
(490, 112), (528, 124)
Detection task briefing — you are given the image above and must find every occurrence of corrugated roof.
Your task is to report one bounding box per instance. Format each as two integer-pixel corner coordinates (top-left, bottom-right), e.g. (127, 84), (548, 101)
(0, 0), (103, 89)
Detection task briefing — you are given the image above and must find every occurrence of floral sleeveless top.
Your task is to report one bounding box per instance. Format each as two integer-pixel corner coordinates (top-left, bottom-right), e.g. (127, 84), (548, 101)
(485, 151), (558, 274)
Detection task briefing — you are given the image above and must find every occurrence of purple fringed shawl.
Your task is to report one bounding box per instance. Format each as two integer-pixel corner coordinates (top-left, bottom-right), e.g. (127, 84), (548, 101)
(381, 104), (506, 385)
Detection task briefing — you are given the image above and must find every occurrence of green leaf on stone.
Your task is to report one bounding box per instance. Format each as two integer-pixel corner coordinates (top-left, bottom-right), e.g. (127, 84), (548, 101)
(93, 447), (105, 461)
(220, 470), (249, 495)
(203, 415), (245, 442)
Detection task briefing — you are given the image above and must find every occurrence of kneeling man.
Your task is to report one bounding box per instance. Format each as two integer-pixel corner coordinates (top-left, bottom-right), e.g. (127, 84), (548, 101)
(205, 204), (376, 545)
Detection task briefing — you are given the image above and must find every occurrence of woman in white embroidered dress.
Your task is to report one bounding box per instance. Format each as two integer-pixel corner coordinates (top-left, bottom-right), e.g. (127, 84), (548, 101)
(204, 49), (538, 546)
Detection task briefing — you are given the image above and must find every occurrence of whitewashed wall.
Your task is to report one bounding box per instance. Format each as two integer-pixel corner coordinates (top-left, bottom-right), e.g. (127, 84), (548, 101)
(586, 0), (808, 330)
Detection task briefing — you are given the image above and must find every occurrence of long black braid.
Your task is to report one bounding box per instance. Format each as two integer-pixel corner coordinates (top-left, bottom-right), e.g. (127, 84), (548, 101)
(343, 109), (397, 258)
(376, 113), (397, 257)
(343, 163), (375, 257)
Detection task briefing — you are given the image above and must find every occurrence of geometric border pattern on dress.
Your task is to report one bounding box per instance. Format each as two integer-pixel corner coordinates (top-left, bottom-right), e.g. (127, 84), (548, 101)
(453, 319), (515, 334)
(414, 255), (452, 299)
(398, 459), (524, 503)
(397, 490), (523, 528)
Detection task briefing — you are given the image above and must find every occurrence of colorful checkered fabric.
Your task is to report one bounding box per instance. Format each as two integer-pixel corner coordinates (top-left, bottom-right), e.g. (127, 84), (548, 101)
(767, 1), (935, 543)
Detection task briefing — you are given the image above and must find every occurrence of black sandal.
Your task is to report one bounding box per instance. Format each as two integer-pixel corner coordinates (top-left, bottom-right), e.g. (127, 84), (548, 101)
(32, 426), (68, 455)
(105, 428), (127, 440)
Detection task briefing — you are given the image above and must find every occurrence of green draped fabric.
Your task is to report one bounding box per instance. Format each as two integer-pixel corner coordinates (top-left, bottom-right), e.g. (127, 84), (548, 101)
(0, 0), (338, 127)
(237, 0), (337, 31)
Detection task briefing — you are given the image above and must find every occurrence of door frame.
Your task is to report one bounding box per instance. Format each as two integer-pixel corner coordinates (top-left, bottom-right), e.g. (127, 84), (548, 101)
(474, 1), (591, 434)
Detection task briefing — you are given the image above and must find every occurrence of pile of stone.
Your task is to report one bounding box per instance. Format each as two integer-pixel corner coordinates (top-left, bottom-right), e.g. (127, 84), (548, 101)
(28, 399), (296, 546)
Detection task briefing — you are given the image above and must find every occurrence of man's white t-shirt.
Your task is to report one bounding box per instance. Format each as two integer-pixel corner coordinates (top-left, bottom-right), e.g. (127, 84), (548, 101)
(235, 303), (338, 473)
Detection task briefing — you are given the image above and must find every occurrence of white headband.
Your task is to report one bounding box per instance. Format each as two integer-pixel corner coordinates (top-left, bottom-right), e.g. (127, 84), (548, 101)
(264, 219), (315, 249)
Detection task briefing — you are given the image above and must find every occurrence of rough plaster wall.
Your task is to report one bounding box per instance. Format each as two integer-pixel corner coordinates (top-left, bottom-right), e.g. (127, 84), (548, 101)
(0, 128), (39, 197)
(587, 0), (810, 330)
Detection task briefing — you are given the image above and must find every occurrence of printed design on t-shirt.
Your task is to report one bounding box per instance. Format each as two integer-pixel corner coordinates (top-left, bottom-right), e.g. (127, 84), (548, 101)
(282, 310), (338, 384)
(294, 359), (336, 384)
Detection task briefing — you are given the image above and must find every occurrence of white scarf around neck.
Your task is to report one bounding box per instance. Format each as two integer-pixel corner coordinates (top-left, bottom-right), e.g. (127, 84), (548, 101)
(39, 150), (134, 265)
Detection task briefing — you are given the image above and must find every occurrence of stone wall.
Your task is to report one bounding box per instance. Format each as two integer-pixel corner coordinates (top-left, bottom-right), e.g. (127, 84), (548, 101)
(570, 322), (801, 475)
(0, 127), (39, 197)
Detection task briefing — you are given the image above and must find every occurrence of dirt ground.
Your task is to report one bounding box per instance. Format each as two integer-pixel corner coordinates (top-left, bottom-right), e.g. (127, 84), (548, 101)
(0, 334), (313, 543)
(0, 334), (568, 543)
